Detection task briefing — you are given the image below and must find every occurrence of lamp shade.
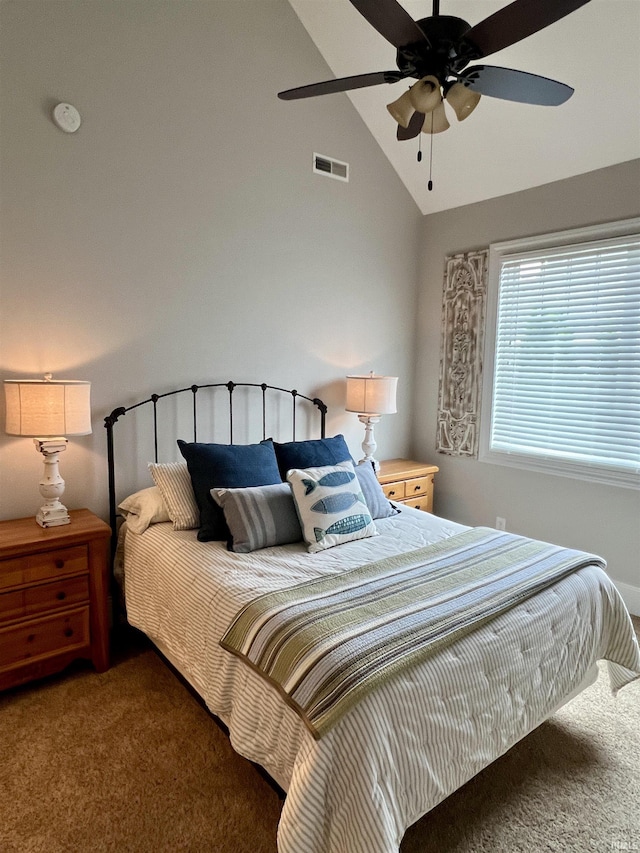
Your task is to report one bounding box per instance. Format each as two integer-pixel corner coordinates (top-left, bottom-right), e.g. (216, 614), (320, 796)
(421, 101), (450, 134)
(445, 82), (481, 121)
(409, 76), (442, 114)
(345, 373), (398, 416)
(4, 378), (92, 437)
(386, 89), (415, 128)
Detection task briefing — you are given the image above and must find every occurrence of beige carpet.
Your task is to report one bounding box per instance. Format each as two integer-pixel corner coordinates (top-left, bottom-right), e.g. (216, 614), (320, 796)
(1, 618), (638, 853)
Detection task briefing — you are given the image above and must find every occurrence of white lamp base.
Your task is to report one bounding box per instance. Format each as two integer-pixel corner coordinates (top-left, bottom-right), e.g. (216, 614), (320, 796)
(36, 503), (71, 528)
(357, 414), (381, 472)
(34, 438), (71, 527)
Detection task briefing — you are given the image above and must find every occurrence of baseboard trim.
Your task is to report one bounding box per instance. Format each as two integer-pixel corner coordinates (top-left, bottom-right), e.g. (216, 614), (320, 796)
(613, 580), (640, 617)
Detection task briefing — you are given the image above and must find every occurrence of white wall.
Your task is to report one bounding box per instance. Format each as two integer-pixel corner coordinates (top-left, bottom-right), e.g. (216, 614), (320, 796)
(414, 160), (640, 613)
(0, 0), (422, 520)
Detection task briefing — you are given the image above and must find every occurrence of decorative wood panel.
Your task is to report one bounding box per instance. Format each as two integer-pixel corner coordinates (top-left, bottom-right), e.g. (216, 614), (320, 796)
(436, 250), (488, 457)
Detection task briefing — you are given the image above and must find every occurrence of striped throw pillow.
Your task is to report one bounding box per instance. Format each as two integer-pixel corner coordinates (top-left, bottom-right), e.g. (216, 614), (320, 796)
(211, 483), (302, 553)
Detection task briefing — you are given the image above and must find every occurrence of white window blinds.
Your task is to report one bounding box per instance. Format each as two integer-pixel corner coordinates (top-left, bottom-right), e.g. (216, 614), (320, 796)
(486, 227), (640, 488)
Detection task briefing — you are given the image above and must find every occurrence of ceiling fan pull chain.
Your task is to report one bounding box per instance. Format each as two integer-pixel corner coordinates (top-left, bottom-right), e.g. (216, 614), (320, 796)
(417, 134), (422, 163)
(428, 116), (434, 191)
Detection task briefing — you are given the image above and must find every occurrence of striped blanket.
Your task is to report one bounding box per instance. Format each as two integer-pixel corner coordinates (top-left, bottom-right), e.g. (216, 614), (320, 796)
(220, 527), (606, 739)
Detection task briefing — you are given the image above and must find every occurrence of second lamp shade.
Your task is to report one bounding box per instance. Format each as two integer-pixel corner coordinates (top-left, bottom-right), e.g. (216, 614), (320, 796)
(345, 374), (398, 416)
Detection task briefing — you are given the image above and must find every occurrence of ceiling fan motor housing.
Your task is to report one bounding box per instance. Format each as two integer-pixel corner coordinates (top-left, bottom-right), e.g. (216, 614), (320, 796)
(396, 16), (477, 83)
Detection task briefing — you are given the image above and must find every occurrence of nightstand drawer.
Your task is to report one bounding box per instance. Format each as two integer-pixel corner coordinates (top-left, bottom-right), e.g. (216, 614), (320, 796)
(0, 607), (90, 668)
(403, 496), (432, 513)
(404, 475), (433, 499)
(24, 575), (90, 617)
(0, 545), (88, 591)
(381, 480), (406, 500)
(0, 575), (91, 625)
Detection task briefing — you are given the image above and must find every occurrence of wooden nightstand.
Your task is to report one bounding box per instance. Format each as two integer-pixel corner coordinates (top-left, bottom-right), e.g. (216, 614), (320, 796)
(0, 509), (111, 691)
(377, 459), (439, 513)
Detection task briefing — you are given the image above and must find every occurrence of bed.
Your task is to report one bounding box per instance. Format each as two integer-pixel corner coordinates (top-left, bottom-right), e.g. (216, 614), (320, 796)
(106, 381), (640, 853)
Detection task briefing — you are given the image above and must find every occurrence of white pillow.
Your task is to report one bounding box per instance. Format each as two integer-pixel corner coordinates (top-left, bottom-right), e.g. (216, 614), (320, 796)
(118, 486), (170, 535)
(287, 461), (377, 553)
(148, 461), (199, 530)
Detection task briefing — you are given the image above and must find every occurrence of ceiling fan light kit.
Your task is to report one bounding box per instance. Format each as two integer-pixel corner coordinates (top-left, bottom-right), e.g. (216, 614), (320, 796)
(279, 0), (590, 144)
(387, 73), (479, 135)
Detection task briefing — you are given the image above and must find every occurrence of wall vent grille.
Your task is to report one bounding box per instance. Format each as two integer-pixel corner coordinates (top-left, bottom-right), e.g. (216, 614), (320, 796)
(313, 153), (349, 182)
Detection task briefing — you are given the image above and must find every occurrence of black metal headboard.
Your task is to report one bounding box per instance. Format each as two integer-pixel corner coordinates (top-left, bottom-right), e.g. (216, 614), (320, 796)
(104, 381), (327, 552)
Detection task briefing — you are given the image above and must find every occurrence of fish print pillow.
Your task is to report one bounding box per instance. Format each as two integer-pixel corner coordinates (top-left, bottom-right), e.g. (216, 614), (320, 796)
(287, 461), (378, 553)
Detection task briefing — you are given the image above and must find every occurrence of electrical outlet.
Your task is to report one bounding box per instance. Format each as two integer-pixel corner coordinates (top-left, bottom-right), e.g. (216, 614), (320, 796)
(495, 517), (506, 530)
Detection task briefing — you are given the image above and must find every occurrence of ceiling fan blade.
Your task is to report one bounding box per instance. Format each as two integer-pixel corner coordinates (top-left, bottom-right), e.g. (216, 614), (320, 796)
(278, 70), (407, 100)
(460, 65), (574, 105)
(462, 0), (591, 59)
(348, 0), (428, 49)
(397, 110), (424, 140)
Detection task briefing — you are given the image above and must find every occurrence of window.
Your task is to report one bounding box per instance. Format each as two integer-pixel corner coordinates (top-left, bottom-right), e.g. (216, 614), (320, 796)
(480, 218), (640, 489)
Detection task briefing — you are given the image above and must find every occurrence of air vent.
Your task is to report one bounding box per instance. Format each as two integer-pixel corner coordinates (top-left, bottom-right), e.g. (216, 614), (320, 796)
(313, 153), (349, 182)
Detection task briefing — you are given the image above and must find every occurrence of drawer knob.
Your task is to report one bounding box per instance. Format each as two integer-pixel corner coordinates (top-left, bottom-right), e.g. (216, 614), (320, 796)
(27, 633), (35, 643)
(64, 628), (74, 638)
(414, 485), (421, 492)
(56, 591), (67, 600)
(389, 490), (396, 496)
(55, 559), (65, 569)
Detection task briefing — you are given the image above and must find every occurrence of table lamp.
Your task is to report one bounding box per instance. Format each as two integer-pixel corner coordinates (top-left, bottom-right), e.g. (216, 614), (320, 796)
(4, 374), (92, 527)
(345, 372), (398, 472)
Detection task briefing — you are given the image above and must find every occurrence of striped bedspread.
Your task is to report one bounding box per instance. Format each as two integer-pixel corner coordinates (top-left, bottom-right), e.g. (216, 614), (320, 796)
(220, 527), (606, 739)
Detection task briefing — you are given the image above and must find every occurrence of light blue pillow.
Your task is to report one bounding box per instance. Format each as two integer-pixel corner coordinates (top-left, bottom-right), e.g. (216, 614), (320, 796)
(211, 483), (302, 553)
(287, 461), (377, 553)
(354, 461), (398, 520)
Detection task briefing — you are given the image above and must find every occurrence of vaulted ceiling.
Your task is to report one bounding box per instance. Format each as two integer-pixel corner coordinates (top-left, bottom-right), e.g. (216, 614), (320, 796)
(286, 0), (640, 214)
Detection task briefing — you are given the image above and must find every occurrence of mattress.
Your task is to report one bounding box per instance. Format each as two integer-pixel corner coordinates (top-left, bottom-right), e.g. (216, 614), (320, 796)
(121, 507), (640, 853)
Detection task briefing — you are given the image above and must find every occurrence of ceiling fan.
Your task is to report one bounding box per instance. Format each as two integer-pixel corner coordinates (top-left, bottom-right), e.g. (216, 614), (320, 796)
(278, 0), (591, 140)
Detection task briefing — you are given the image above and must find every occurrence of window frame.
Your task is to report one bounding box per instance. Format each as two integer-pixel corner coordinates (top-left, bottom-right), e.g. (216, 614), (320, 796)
(479, 217), (640, 490)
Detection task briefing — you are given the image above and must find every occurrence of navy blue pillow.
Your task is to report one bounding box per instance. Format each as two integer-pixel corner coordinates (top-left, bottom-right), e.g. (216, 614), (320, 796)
(272, 434), (352, 479)
(177, 439), (282, 542)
